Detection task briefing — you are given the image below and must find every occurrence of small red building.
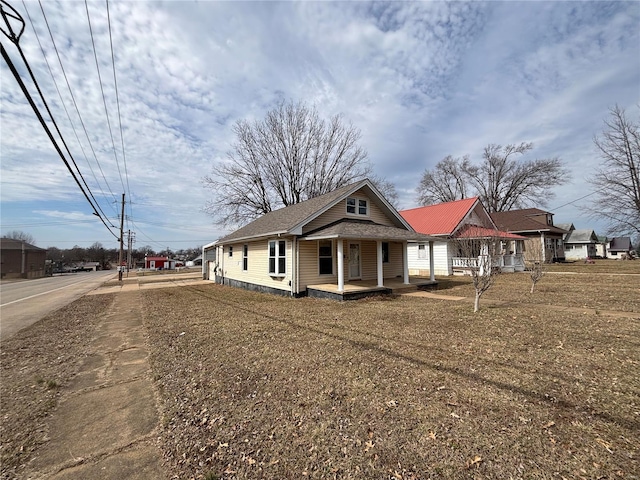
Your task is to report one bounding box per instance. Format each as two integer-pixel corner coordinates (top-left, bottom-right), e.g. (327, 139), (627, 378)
(144, 256), (176, 270)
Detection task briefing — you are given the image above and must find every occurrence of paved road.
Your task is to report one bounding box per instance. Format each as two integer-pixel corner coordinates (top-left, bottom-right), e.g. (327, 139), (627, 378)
(0, 271), (116, 341)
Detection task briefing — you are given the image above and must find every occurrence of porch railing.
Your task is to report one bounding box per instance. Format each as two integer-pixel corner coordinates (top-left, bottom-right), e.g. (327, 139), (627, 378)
(452, 254), (525, 272)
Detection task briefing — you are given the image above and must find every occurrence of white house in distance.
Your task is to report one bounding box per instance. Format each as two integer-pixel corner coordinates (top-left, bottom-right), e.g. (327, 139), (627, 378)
(559, 224), (598, 260)
(607, 237), (633, 258)
(400, 197), (526, 276)
(202, 179), (439, 300)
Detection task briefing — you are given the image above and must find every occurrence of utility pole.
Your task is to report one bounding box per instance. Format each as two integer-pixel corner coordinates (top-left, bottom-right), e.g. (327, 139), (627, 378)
(126, 230), (136, 276)
(118, 193), (125, 281)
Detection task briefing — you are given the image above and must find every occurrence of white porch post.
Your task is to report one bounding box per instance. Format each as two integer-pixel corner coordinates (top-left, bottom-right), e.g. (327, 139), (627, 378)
(429, 241), (435, 282)
(337, 239), (344, 292)
(403, 241), (410, 284)
(376, 240), (384, 287)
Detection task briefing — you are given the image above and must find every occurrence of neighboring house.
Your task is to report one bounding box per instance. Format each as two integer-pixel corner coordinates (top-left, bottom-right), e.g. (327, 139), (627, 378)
(562, 226), (598, 260)
(400, 197), (526, 276)
(144, 256), (176, 270)
(0, 238), (47, 279)
(607, 237), (633, 258)
(490, 208), (568, 262)
(203, 179), (439, 300)
(596, 235), (608, 258)
(186, 255), (202, 267)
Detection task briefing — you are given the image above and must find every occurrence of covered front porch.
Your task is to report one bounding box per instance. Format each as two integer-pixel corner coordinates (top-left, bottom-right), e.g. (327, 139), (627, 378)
(301, 219), (439, 300)
(307, 276), (437, 301)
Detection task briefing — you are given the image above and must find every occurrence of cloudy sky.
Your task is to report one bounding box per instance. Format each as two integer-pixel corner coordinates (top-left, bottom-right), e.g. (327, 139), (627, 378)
(1, 0), (639, 251)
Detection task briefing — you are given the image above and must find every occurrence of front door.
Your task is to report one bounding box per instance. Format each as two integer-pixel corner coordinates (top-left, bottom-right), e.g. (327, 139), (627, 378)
(349, 243), (361, 279)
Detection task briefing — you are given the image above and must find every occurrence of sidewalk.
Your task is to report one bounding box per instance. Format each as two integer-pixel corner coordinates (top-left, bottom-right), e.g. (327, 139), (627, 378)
(23, 289), (166, 479)
(95, 271), (208, 294)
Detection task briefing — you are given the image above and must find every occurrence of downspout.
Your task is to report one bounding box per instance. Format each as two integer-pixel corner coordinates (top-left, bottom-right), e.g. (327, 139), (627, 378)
(292, 237), (297, 297)
(201, 245), (206, 280)
(429, 241), (435, 282)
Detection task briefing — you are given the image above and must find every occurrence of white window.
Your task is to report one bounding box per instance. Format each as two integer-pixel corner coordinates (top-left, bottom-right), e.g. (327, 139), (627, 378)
(418, 244), (426, 259)
(346, 197), (368, 216)
(318, 240), (333, 275)
(268, 240), (286, 276)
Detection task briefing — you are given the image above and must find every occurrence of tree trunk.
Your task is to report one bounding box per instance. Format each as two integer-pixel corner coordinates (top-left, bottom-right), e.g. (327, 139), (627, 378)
(474, 291), (481, 312)
(530, 281), (535, 294)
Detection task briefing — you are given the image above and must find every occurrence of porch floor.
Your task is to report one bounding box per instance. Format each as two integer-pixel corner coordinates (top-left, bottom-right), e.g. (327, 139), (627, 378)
(307, 276), (437, 300)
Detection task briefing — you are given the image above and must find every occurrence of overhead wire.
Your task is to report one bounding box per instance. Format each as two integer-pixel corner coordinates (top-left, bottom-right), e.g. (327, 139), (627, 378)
(84, 0), (126, 197)
(0, 42), (119, 240)
(105, 0), (133, 228)
(24, 0), (119, 218)
(0, 1), (118, 239)
(1, 1), (114, 227)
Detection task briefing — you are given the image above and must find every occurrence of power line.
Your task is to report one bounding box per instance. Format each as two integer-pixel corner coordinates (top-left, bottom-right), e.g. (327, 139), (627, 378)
(23, 0), (118, 218)
(1, 0), (118, 238)
(84, 0), (126, 195)
(549, 185), (610, 212)
(106, 0), (133, 226)
(1, 42), (119, 240)
(1, 1), (114, 228)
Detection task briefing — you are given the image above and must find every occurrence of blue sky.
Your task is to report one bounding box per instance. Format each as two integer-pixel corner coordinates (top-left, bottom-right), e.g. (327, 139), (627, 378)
(1, 1), (639, 251)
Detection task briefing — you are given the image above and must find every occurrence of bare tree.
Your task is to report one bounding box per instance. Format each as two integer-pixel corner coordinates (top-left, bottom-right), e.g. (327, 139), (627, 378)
(453, 230), (501, 313)
(525, 238), (546, 293)
(4, 230), (35, 245)
(417, 155), (470, 205)
(369, 174), (399, 207)
(588, 105), (640, 237)
(417, 143), (567, 212)
(205, 100), (370, 226)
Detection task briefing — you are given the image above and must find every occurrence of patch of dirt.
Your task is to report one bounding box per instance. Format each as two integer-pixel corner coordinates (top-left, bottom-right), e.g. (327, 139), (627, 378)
(142, 284), (639, 479)
(0, 294), (115, 479)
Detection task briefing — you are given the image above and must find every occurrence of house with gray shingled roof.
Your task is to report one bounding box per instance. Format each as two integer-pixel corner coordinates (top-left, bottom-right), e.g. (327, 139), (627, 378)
(562, 227), (598, 260)
(202, 179), (439, 300)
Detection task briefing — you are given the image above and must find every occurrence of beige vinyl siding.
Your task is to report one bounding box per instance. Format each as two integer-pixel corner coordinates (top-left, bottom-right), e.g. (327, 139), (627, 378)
(299, 239), (407, 289)
(302, 188), (395, 234)
(383, 241), (404, 278)
(298, 239), (336, 290)
(220, 239), (292, 292)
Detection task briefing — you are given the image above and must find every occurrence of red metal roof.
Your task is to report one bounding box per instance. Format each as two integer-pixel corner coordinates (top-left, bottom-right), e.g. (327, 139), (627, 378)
(399, 197), (479, 235)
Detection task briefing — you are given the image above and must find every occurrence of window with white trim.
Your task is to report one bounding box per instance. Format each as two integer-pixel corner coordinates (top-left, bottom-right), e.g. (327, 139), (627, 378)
(318, 240), (333, 275)
(346, 197), (368, 216)
(243, 244), (248, 270)
(228, 246), (233, 257)
(418, 244), (426, 259)
(268, 240), (286, 276)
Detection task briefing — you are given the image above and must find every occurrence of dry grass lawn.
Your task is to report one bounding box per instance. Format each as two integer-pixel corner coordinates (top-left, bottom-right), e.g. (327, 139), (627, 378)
(142, 269), (639, 479)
